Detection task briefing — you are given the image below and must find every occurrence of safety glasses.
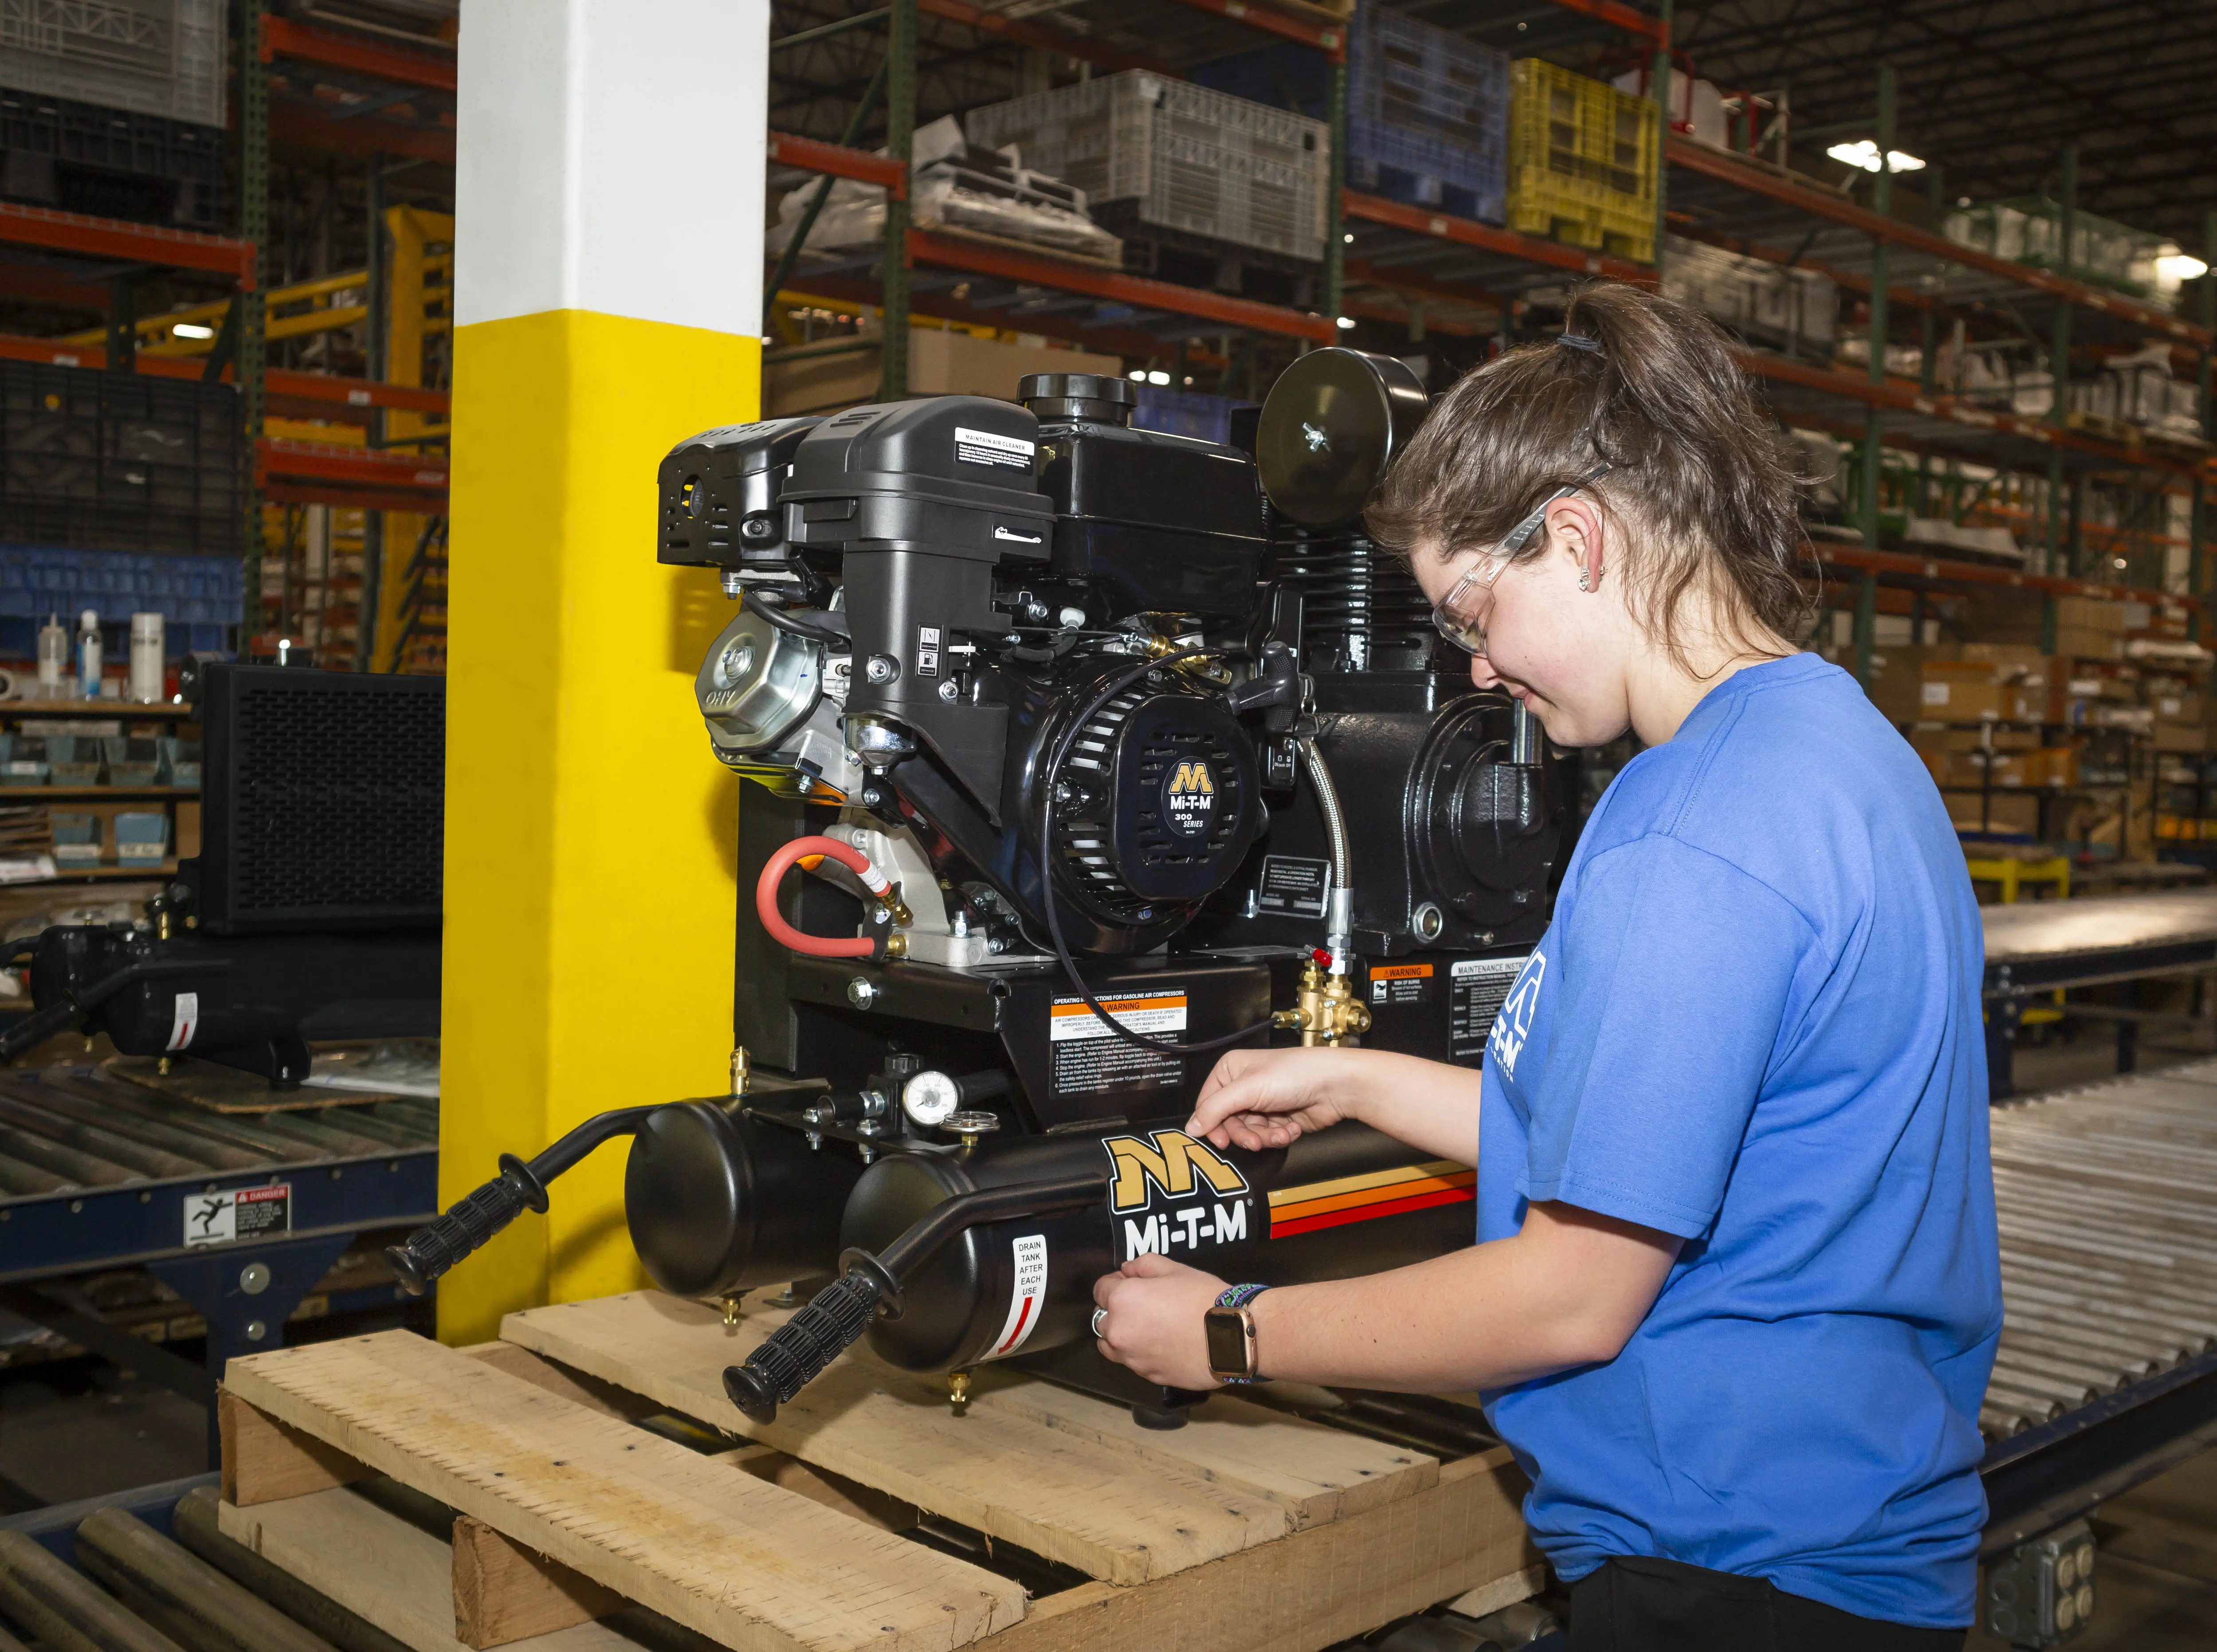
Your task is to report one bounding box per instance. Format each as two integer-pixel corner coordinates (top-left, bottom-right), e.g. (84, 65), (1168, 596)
(1429, 463), (1614, 656)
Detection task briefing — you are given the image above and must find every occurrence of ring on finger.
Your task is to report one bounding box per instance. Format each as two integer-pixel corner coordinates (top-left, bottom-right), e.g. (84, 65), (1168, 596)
(1090, 1307), (1108, 1338)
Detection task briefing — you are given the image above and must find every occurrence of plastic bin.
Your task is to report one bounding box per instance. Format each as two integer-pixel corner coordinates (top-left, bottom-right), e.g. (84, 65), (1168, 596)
(156, 736), (201, 787)
(114, 811), (169, 865)
(0, 89), (229, 232)
(0, 736), (48, 787)
(967, 72), (1331, 263)
(1507, 59), (1659, 263)
(1194, 12), (1510, 224)
(102, 736), (162, 787)
(0, 544), (243, 646)
(45, 735), (101, 787)
(0, 0), (227, 129)
(50, 812), (100, 867)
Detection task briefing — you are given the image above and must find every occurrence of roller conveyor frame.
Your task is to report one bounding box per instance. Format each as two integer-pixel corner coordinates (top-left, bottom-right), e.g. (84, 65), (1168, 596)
(1982, 889), (2217, 1099)
(0, 1063), (439, 1461)
(1977, 1060), (2217, 1557)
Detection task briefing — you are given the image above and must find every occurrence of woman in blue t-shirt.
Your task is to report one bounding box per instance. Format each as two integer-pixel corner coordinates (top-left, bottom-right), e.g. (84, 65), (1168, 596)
(1091, 281), (2001, 1651)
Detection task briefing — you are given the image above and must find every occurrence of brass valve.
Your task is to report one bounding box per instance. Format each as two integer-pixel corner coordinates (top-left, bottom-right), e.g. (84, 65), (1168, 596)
(1272, 957), (1372, 1048)
(947, 1369), (972, 1409)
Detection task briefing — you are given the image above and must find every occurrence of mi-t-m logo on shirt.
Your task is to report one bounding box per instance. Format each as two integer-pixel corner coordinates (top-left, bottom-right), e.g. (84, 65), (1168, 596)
(1489, 947), (1548, 1078)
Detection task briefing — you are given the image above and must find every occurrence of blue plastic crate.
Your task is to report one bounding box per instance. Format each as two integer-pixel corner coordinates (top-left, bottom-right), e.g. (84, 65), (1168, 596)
(1130, 386), (1244, 446)
(1194, 8), (1508, 225)
(0, 543), (241, 658)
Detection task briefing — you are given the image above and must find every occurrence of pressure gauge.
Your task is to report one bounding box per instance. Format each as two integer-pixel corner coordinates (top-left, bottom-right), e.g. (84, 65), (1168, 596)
(901, 1070), (961, 1129)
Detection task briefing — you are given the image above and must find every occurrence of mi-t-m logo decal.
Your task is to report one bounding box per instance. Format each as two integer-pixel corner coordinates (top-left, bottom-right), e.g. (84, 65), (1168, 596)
(1488, 947), (1548, 1079)
(1102, 1128), (1253, 1262)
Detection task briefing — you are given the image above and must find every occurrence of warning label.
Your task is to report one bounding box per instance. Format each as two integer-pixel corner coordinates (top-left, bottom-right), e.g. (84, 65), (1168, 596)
(955, 425), (1036, 471)
(1450, 956), (1528, 1064)
(1369, 962), (1434, 1007)
(981, 1233), (1049, 1361)
(1256, 855), (1330, 918)
(915, 624), (941, 678)
(1050, 992), (1185, 1098)
(184, 1183), (291, 1248)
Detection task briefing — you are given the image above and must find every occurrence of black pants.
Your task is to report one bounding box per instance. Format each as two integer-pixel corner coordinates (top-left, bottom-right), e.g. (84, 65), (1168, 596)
(1567, 1556), (1967, 1652)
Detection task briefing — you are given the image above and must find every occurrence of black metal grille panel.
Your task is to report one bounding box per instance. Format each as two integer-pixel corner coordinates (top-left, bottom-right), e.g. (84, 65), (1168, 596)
(200, 666), (443, 933)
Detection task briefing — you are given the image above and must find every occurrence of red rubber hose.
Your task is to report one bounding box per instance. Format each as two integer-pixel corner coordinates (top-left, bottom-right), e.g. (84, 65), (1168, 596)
(755, 835), (890, 958)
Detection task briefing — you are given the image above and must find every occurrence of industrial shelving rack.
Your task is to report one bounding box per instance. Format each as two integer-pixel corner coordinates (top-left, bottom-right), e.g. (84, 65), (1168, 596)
(762, 0), (2215, 679)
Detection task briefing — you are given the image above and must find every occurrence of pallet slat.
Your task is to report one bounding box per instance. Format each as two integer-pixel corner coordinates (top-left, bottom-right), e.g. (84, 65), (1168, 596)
(501, 1291), (1431, 1580)
(223, 1333), (1026, 1652)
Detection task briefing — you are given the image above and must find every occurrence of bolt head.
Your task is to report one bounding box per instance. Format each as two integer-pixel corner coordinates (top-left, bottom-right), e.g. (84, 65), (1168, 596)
(245, 1319), (268, 1342)
(938, 679), (959, 702)
(865, 654), (898, 684)
(846, 976), (877, 1009)
(239, 1262), (271, 1295)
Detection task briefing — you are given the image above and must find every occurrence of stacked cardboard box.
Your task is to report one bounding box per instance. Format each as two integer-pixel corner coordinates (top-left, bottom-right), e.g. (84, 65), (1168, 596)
(2151, 689), (2209, 754)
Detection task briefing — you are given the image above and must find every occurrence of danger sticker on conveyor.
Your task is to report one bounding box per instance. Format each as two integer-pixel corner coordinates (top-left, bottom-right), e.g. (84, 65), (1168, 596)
(980, 1233), (1048, 1361)
(955, 426), (1035, 471)
(184, 1184), (291, 1248)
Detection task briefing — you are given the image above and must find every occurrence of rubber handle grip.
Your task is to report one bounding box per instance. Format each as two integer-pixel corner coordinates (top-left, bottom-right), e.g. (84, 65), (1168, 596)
(722, 1272), (883, 1424)
(384, 1153), (547, 1296)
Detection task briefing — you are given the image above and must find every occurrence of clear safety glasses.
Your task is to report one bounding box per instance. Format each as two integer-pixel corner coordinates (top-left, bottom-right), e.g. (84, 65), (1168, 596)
(1429, 463), (1614, 656)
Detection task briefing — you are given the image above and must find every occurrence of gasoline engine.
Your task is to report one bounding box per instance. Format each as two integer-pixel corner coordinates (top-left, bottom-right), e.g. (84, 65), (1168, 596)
(389, 350), (1562, 1427)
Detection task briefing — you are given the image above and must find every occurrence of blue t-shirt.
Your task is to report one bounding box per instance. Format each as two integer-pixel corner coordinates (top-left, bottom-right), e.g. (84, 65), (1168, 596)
(1478, 653), (2001, 1629)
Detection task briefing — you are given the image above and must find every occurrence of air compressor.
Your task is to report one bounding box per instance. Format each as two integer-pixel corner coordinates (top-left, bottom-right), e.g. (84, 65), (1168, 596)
(389, 350), (1562, 1427)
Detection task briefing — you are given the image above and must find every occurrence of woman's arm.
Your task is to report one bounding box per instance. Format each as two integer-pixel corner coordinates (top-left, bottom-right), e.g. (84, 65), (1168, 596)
(1094, 1200), (1681, 1393)
(1186, 1045), (1484, 1166)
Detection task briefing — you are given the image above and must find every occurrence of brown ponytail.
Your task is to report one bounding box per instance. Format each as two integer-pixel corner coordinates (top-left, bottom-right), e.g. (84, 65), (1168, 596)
(1365, 282), (1810, 670)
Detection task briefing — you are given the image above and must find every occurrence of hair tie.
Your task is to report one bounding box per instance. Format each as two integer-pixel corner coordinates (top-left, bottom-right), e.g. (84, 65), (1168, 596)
(1557, 333), (1603, 354)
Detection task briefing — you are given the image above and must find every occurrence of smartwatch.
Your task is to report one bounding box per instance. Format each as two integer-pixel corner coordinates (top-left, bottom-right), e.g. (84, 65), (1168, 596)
(1204, 1283), (1270, 1384)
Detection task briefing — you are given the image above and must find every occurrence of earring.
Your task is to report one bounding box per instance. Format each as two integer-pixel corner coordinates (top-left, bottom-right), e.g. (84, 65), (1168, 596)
(1577, 573), (1589, 590)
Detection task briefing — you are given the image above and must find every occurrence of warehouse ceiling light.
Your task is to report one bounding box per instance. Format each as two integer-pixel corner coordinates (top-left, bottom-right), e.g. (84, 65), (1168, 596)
(171, 322), (215, 339)
(1146, 369), (1171, 385)
(2157, 248), (2209, 282)
(1826, 139), (1926, 173)
(1337, 316), (1357, 329)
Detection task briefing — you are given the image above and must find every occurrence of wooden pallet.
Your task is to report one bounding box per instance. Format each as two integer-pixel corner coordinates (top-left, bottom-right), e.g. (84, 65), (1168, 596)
(216, 1288), (1539, 1652)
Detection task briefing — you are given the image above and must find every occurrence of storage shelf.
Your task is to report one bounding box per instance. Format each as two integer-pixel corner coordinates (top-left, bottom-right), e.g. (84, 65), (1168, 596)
(25, 862), (178, 883)
(0, 787), (199, 801)
(0, 703), (199, 720)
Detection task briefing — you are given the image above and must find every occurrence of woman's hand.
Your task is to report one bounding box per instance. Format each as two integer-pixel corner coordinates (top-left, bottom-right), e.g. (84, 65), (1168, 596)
(1092, 1255), (1226, 1390)
(1187, 1045), (1373, 1151)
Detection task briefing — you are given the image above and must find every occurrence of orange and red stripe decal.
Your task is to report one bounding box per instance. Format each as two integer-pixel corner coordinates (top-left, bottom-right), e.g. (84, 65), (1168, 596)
(1268, 1158), (1475, 1238)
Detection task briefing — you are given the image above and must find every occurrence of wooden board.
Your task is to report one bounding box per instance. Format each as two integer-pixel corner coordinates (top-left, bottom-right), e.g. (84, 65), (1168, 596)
(217, 1487), (636, 1652)
(964, 1367), (1433, 1529)
(501, 1291), (1429, 1582)
(223, 1332), (1025, 1652)
(223, 1452), (1537, 1652)
(453, 1517), (624, 1650)
(983, 1454), (1536, 1652)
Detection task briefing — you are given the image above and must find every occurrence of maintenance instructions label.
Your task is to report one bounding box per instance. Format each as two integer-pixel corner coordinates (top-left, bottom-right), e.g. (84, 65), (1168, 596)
(954, 426), (1035, 471)
(1450, 955), (1530, 1063)
(184, 1183), (291, 1248)
(1255, 855), (1330, 919)
(980, 1233), (1050, 1362)
(1102, 1129), (1255, 1265)
(1369, 961), (1435, 1007)
(1050, 991), (1187, 1099)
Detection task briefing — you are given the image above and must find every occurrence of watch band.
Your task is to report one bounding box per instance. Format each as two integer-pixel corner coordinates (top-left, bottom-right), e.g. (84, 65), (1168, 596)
(1213, 1283), (1269, 1384)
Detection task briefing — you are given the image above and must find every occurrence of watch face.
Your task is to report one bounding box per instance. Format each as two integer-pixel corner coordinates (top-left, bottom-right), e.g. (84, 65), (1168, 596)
(1204, 1307), (1250, 1377)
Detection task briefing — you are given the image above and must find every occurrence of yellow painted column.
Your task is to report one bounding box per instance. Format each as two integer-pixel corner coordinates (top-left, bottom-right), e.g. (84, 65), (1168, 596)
(439, 0), (769, 1342)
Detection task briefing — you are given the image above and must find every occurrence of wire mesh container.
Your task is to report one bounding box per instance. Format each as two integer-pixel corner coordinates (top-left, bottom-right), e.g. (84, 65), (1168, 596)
(967, 72), (1330, 264)
(0, 0), (228, 129)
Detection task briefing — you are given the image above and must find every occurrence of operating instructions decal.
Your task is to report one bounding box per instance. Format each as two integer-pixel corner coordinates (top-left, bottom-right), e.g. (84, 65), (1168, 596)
(1050, 991), (1185, 1099)
(1103, 1128), (1255, 1264)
